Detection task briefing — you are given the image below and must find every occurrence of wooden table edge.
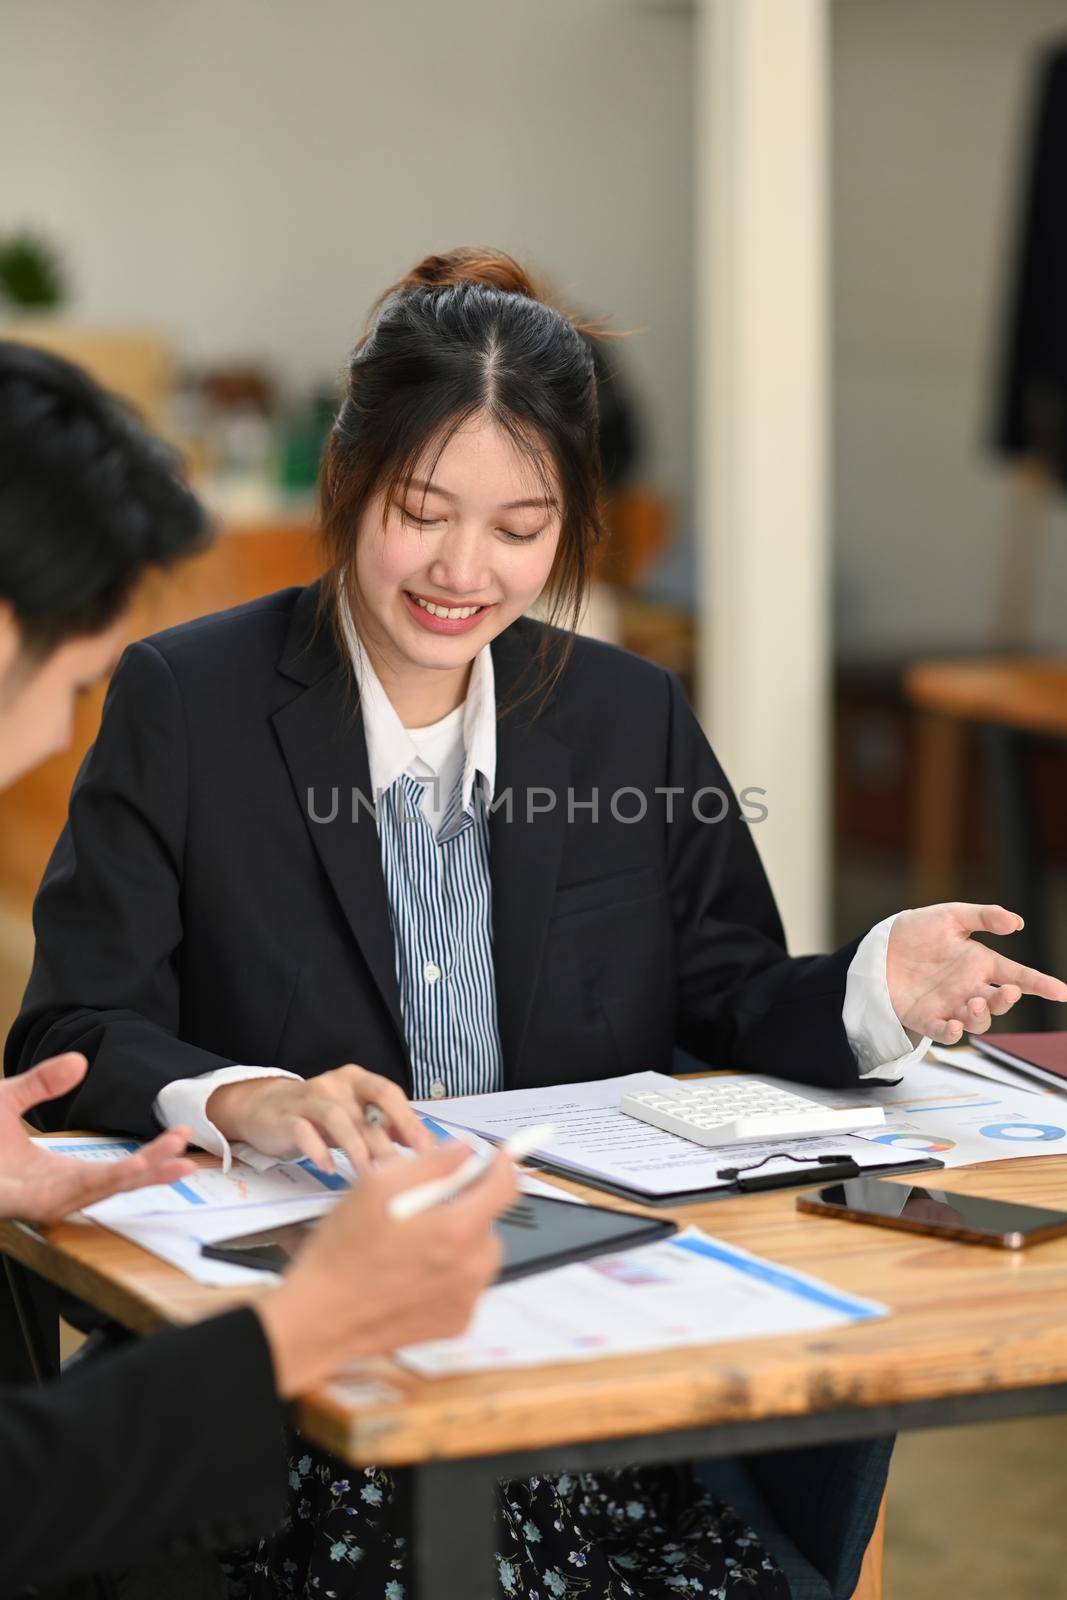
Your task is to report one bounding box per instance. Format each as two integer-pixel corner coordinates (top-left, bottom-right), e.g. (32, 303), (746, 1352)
(9, 1154), (1067, 1465)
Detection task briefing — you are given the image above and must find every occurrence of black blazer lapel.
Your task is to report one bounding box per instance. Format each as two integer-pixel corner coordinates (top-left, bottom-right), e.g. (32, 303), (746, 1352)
(270, 586), (408, 1071)
(490, 625), (572, 1086)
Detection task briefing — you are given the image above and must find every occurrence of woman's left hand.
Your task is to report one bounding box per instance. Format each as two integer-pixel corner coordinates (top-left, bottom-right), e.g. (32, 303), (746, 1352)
(886, 903), (1067, 1043)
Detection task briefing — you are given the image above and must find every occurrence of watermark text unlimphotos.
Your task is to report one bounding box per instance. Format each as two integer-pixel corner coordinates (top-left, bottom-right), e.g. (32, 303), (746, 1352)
(306, 782), (768, 826)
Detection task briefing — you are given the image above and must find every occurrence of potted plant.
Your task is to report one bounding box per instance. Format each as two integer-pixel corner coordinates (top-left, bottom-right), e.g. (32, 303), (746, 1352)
(0, 231), (67, 315)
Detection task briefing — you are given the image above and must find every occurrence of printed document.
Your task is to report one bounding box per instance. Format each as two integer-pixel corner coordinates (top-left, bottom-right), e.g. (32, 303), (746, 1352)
(32, 1134), (352, 1222)
(398, 1225), (886, 1376)
(760, 1057), (1067, 1170)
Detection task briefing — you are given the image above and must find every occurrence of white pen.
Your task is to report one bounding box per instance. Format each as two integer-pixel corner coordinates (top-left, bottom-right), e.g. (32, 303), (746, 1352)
(388, 1123), (558, 1221)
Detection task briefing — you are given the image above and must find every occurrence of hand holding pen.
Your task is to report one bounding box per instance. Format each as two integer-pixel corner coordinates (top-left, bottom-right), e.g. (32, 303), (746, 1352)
(205, 1063), (436, 1173)
(257, 1141), (519, 1394)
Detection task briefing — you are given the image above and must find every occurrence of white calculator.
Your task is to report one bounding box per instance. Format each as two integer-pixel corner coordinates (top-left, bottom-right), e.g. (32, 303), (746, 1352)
(618, 1076), (886, 1148)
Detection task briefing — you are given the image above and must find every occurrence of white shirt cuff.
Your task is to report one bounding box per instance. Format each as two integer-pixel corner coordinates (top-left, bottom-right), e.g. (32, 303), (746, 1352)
(153, 1064), (301, 1173)
(844, 913), (932, 1083)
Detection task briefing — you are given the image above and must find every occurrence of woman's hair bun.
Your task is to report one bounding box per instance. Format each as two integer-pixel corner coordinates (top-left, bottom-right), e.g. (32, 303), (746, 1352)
(394, 246), (541, 303)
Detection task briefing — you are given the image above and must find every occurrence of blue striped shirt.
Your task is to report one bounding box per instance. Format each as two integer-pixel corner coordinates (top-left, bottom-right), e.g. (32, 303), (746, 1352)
(340, 603), (504, 1101)
(377, 769), (503, 1099)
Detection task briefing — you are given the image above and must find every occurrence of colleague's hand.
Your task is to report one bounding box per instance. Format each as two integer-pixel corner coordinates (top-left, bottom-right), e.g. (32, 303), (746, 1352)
(0, 1053), (195, 1224)
(206, 1064), (436, 1173)
(886, 903), (1067, 1044)
(255, 1142), (517, 1397)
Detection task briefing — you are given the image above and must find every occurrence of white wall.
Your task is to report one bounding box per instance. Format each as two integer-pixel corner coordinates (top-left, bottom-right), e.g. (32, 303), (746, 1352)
(14, 0), (1059, 658)
(833, 0), (1067, 659)
(1, 0), (694, 589)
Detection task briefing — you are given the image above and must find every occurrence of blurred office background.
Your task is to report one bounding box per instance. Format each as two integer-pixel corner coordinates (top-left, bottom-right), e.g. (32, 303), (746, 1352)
(4, 1), (1067, 1592)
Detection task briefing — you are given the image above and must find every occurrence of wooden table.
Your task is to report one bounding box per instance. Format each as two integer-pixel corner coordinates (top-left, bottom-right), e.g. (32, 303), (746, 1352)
(6, 1133), (1067, 1597)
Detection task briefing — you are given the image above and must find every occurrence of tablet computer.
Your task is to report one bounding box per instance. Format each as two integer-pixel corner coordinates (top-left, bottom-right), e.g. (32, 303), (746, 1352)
(202, 1191), (677, 1281)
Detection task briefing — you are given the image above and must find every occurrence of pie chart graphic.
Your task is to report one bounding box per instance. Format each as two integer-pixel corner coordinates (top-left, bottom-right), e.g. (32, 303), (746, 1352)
(979, 1122), (1066, 1143)
(872, 1131), (956, 1154)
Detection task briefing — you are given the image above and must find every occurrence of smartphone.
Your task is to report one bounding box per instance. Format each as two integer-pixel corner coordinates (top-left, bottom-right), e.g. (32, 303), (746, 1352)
(796, 1175), (1067, 1249)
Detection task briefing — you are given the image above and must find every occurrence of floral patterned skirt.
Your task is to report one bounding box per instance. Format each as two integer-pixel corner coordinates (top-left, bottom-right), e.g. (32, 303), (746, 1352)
(223, 1437), (790, 1600)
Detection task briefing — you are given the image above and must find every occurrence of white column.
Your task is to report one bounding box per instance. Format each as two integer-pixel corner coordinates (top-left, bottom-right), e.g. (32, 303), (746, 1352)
(694, 0), (831, 953)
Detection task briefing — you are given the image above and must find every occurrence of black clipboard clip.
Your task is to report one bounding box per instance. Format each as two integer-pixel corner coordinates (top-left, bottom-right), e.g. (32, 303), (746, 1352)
(717, 1151), (862, 1194)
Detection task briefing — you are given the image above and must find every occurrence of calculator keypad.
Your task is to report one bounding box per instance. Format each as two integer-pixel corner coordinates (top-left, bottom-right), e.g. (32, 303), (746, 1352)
(618, 1079), (885, 1147)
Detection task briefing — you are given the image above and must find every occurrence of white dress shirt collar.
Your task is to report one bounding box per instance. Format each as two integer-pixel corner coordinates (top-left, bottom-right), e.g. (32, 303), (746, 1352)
(339, 594), (497, 809)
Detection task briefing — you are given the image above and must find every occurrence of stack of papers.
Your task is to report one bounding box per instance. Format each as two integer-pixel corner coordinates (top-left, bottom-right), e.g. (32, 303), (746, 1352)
(398, 1225), (886, 1376)
(37, 1137), (890, 1365)
(930, 1043), (1067, 1097)
(36, 1133), (584, 1286)
(963, 1033), (1067, 1094)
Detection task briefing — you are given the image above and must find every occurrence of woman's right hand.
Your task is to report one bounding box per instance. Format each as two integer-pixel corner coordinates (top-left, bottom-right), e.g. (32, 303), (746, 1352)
(206, 1064), (436, 1172)
(256, 1143), (517, 1397)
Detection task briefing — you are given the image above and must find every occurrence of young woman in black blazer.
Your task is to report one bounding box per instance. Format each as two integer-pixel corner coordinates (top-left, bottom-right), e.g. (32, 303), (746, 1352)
(10, 250), (1064, 1599)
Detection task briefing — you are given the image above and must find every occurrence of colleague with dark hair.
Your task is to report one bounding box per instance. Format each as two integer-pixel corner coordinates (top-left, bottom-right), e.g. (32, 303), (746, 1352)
(0, 340), (515, 1594)
(9, 254), (1066, 1597)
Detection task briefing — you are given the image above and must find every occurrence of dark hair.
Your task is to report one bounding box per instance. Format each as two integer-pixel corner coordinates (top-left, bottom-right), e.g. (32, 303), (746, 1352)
(0, 340), (210, 660)
(320, 247), (606, 704)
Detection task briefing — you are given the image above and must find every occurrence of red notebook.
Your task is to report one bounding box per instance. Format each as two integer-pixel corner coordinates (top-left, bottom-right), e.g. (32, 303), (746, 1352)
(973, 1032), (1067, 1090)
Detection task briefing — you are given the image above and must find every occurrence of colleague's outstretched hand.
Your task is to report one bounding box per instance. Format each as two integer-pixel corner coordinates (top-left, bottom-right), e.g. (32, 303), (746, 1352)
(256, 1142), (517, 1397)
(887, 903), (1067, 1044)
(206, 1063), (435, 1172)
(0, 1053), (195, 1223)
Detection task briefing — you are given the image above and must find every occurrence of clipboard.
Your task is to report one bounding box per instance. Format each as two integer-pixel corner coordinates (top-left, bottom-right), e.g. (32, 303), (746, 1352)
(520, 1153), (947, 1208)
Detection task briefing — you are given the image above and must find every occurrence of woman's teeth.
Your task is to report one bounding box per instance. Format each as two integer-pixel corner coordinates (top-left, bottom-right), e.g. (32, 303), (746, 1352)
(409, 594), (484, 620)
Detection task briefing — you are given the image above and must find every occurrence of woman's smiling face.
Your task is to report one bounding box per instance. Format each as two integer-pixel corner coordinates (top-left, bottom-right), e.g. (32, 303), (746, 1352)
(352, 412), (562, 690)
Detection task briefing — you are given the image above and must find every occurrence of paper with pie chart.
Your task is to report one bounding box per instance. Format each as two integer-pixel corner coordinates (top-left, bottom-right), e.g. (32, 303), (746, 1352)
(769, 1057), (1067, 1170)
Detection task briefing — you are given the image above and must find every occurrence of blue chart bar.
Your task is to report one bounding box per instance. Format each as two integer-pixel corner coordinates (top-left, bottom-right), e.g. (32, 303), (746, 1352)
(672, 1233), (882, 1321)
(419, 1114), (460, 1143)
(903, 1099), (1000, 1115)
(46, 1140), (140, 1158)
(297, 1158), (350, 1192)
